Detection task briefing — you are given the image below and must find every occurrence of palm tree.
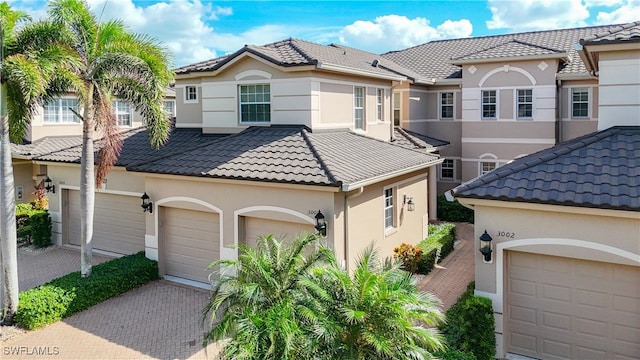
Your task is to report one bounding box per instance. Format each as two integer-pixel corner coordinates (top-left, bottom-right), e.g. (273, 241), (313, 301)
(305, 244), (446, 359)
(0, 3), (78, 324)
(203, 233), (332, 360)
(46, 0), (173, 277)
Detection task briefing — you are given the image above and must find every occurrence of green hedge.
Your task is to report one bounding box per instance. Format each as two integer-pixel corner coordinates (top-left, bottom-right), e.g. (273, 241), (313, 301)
(16, 204), (52, 248)
(434, 348), (476, 360)
(417, 247), (438, 275)
(439, 282), (496, 360)
(418, 223), (456, 264)
(16, 252), (159, 330)
(437, 195), (474, 223)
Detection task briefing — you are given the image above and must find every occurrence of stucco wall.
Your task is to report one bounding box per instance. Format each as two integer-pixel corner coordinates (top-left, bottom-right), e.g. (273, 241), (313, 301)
(597, 49), (640, 129)
(12, 162), (37, 205)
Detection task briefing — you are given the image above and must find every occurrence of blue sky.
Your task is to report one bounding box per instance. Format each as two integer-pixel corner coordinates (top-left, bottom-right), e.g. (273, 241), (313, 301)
(11, 0), (640, 66)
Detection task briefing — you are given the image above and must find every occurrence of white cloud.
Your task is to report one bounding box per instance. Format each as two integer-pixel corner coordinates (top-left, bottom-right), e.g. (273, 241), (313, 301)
(583, 0), (625, 7)
(594, 0), (640, 24)
(339, 15), (473, 53)
(486, 0), (590, 31)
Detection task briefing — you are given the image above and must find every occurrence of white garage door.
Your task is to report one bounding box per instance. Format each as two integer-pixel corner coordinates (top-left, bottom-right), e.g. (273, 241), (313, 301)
(244, 217), (315, 248)
(67, 190), (145, 255)
(162, 207), (219, 284)
(506, 251), (640, 360)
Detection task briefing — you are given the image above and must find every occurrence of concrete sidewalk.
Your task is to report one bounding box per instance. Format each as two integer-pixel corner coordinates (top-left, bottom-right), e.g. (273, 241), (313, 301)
(418, 223), (475, 311)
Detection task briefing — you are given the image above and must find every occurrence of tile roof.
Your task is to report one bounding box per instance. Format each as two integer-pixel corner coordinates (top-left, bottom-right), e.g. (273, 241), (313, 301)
(175, 38), (427, 82)
(12, 136), (83, 159)
(127, 126), (440, 188)
(392, 127), (450, 152)
(452, 126), (640, 212)
(382, 23), (629, 80)
(580, 21), (640, 45)
(452, 40), (565, 62)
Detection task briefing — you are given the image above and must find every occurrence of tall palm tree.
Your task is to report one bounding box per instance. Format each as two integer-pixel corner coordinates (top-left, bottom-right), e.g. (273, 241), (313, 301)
(304, 244), (446, 360)
(46, 0), (173, 277)
(203, 234), (332, 360)
(0, 3), (78, 324)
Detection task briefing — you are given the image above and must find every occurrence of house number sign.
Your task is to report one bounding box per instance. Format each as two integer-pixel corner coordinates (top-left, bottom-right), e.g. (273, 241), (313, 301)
(497, 231), (515, 239)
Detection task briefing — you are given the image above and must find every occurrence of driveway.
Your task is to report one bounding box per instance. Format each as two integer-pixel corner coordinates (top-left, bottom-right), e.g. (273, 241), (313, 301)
(4, 247), (221, 359)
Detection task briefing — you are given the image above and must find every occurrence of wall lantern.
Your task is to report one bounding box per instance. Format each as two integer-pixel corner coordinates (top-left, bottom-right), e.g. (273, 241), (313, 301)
(44, 176), (55, 194)
(314, 210), (327, 237)
(479, 230), (493, 263)
(140, 192), (153, 214)
(403, 194), (415, 212)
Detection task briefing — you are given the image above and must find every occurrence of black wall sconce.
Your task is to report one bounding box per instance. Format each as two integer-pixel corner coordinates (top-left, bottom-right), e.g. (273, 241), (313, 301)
(315, 210), (327, 237)
(403, 194), (415, 212)
(44, 176), (55, 194)
(140, 192), (153, 214)
(479, 230), (493, 263)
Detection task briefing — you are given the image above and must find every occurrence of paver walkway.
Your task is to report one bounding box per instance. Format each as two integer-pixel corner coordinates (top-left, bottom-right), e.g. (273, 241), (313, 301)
(418, 222), (475, 311)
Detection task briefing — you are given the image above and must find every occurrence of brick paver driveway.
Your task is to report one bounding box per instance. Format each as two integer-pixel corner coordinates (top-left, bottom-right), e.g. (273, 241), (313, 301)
(4, 247), (221, 359)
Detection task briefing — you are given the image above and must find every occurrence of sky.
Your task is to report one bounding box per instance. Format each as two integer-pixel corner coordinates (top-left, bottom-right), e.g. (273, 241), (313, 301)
(9, 0), (640, 66)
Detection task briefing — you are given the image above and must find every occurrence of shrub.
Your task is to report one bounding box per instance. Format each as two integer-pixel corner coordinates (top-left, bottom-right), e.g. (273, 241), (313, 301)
(393, 243), (423, 274)
(417, 247), (438, 275)
(418, 223), (456, 264)
(15, 204), (52, 247)
(440, 281), (496, 360)
(434, 348), (477, 360)
(15, 285), (76, 330)
(437, 195), (474, 223)
(16, 252), (159, 329)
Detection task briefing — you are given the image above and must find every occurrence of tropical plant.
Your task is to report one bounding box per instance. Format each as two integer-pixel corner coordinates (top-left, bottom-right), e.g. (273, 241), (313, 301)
(306, 244), (446, 359)
(203, 233), (332, 359)
(45, 0), (173, 276)
(0, 3), (75, 324)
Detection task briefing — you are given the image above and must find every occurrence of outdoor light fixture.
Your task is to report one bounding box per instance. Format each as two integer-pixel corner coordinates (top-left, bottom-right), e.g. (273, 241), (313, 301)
(403, 194), (415, 212)
(44, 176), (55, 194)
(315, 210), (327, 237)
(140, 192), (153, 214)
(479, 230), (493, 263)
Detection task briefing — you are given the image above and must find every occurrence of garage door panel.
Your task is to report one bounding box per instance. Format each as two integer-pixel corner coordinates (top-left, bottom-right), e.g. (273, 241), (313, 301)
(507, 251), (640, 359)
(66, 190), (145, 254)
(163, 207), (219, 284)
(244, 217), (314, 249)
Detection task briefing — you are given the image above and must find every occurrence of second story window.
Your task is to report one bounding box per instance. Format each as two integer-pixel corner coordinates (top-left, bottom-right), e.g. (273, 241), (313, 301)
(376, 88), (384, 122)
(185, 86), (197, 101)
(517, 89), (533, 119)
(480, 161), (496, 175)
(440, 159), (455, 180)
(571, 88), (589, 118)
(354, 86), (365, 130)
(44, 98), (79, 124)
(393, 91), (401, 126)
(384, 187), (394, 229)
(240, 84), (270, 123)
(482, 90), (497, 119)
(440, 92), (454, 119)
(114, 101), (131, 126)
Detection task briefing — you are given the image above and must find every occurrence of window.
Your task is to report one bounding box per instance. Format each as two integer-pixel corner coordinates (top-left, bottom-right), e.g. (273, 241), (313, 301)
(517, 89), (533, 119)
(440, 159), (455, 180)
(113, 101), (131, 126)
(163, 100), (175, 116)
(384, 188), (394, 229)
(354, 86), (365, 130)
(440, 92), (454, 119)
(482, 90), (497, 119)
(393, 91), (401, 126)
(571, 88), (589, 118)
(376, 88), (384, 122)
(185, 86), (197, 101)
(43, 98), (80, 124)
(480, 161), (496, 175)
(239, 84), (271, 123)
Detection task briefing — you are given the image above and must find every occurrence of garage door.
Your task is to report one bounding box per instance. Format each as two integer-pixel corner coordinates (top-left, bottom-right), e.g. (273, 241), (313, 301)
(244, 217), (315, 248)
(506, 251), (640, 359)
(67, 190), (145, 254)
(162, 207), (219, 284)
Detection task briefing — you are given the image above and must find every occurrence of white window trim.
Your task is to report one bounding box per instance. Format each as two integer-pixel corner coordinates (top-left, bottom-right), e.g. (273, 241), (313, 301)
(163, 100), (176, 117)
(515, 88), (533, 120)
(43, 97), (81, 124)
(393, 91), (401, 126)
(478, 154), (499, 176)
(113, 100), (132, 127)
(376, 88), (384, 123)
(439, 158), (456, 181)
(570, 87), (590, 119)
(184, 86), (198, 103)
(439, 92), (455, 120)
(354, 86), (365, 131)
(238, 83), (271, 124)
(383, 186), (396, 232)
(481, 89), (498, 120)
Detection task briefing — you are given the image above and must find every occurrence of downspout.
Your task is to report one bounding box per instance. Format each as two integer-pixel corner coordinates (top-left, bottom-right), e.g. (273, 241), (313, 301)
(343, 186), (364, 271)
(556, 79), (562, 144)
